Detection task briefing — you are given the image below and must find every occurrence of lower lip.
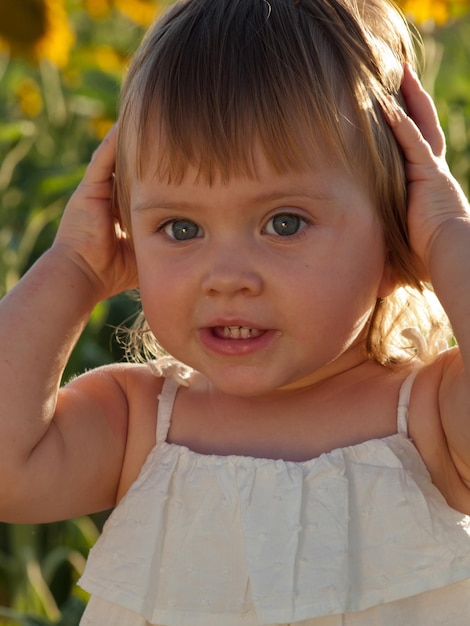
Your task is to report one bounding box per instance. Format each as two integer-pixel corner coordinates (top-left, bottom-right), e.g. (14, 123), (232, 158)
(199, 328), (279, 356)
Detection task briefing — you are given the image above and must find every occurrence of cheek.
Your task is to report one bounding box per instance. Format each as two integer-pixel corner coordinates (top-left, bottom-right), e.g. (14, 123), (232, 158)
(139, 271), (180, 315)
(300, 241), (385, 324)
(342, 226), (388, 289)
(137, 257), (194, 342)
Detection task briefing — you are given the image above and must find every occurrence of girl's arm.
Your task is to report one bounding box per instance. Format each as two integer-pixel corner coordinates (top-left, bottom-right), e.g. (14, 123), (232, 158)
(0, 127), (147, 523)
(387, 65), (470, 510)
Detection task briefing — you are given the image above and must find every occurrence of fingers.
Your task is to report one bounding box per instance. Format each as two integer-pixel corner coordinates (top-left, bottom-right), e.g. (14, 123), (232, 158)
(382, 65), (448, 175)
(85, 124), (117, 185)
(383, 95), (437, 172)
(398, 64), (446, 158)
(381, 66), (469, 269)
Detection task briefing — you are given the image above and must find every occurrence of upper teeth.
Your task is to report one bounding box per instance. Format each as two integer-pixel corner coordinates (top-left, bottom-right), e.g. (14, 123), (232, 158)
(223, 326), (253, 339)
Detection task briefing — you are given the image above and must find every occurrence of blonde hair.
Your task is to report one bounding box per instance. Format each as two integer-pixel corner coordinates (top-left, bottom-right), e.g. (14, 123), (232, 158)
(116, 0), (452, 365)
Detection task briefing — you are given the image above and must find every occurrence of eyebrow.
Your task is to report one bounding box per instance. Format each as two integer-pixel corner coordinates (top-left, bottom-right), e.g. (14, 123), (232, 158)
(133, 200), (200, 214)
(251, 189), (333, 204)
(132, 188), (334, 215)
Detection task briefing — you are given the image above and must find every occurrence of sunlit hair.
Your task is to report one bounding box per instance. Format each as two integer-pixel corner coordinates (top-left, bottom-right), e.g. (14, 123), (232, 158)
(116, 0), (452, 366)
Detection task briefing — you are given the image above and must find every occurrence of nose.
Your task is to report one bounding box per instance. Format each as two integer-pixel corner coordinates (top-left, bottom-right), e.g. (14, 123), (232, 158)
(200, 244), (264, 297)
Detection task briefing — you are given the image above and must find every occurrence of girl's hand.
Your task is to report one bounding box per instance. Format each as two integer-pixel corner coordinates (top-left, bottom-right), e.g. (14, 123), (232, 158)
(54, 125), (138, 300)
(385, 64), (470, 279)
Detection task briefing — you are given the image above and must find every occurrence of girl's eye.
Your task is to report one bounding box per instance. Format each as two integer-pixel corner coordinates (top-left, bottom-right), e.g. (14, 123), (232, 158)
(162, 219), (203, 241)
(265, 213), (307, 237)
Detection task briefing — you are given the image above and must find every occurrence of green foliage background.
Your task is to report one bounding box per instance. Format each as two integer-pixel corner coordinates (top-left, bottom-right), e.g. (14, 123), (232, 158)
(0, 1), (470, 624)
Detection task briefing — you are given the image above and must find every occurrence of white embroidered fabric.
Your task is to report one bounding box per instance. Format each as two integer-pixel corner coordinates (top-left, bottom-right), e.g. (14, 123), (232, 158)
(79, 362), (470, 626)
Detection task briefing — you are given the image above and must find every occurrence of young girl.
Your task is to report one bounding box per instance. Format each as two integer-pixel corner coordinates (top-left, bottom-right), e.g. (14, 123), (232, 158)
(1, 0), (470, 623)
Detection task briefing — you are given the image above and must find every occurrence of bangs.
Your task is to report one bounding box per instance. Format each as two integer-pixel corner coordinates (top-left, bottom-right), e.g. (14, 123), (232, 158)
(118, 0), (399, 185)
(129, 78), (349, 185)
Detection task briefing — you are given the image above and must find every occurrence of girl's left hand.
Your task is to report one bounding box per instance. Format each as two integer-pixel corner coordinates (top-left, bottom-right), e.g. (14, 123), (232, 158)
(385, 64), (470, 279)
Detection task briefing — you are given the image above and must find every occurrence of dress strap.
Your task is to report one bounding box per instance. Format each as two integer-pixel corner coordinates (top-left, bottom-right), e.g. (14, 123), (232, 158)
(156, 376), (180, 443)
(397, 369), (419, 437)
(147, 357), (193, 443)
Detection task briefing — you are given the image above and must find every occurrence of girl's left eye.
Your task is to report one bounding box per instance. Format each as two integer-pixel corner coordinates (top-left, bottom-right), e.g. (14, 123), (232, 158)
(161, 219), (203, 241)
(264, 213), (308, 237)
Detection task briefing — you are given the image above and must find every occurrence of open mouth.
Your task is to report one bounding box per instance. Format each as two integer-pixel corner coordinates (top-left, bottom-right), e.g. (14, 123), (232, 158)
(200, 325), (276, 356)
(214, 326), (264, 340)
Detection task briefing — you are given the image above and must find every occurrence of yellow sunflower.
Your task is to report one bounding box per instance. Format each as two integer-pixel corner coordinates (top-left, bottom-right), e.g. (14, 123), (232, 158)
(84, 0), (112, 20)
(114, 0), (166, 27)
(0, 0), (74, 67)
(83, 0), (167, 26)
(16, 77), (44, 117)
(397, 0), (470, 25)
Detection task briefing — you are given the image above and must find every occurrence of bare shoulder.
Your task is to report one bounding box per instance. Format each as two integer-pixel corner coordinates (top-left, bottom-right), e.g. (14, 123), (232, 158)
(408, 347), (470, 513)
(61, 361), (162, 445)
(65, 360), (166, 501)
(105, 362), (166, 501)
(1, 362), (164, 524)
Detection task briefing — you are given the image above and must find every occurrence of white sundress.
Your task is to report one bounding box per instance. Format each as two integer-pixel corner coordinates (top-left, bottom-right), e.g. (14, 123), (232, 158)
(79, 360), (470, 625)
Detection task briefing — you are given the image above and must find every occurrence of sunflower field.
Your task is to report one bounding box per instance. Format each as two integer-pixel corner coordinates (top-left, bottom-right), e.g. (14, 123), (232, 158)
(1, 0), (470, 624)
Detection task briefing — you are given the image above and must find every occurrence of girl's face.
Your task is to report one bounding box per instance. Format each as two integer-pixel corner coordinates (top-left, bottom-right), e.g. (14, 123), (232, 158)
(129, 147), (396, 397)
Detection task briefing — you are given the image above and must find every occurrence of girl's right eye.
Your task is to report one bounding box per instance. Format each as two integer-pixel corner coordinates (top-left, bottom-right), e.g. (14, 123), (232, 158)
(161, 219), (203, 241)
(264, 213), (308, 237)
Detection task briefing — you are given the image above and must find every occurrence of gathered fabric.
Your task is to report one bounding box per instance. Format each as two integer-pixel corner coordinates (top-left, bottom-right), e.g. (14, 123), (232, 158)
(79, 361), (470, 626)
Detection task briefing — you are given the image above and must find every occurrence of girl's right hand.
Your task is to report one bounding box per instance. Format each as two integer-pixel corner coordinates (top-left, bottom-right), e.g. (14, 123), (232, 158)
(54, 125), (138, 301)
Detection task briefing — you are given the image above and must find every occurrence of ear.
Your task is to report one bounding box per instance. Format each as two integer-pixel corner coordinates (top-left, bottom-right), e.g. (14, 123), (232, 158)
(377, 260), (399, 299)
